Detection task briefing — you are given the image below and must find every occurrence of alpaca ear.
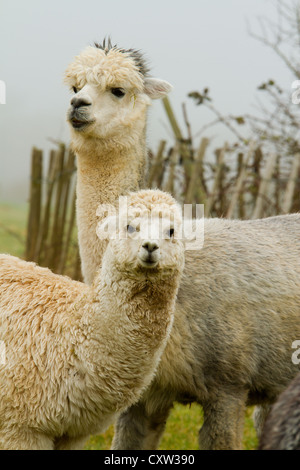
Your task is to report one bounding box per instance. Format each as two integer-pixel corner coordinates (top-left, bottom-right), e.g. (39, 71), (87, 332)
(144, 78), (173, 99)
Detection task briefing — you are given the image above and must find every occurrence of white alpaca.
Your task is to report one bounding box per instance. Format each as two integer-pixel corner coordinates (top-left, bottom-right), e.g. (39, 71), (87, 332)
(112, 213), (300, 450)
(64, 38), (172, 284)
(0, 189), (184, 450)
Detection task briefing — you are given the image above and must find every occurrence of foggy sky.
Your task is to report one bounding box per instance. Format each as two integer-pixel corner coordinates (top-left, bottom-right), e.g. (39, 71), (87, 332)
(0, 0), (293, 202)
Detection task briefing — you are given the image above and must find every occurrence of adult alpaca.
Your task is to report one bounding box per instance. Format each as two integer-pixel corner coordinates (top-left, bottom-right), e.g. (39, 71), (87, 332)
(0, 189), (184, 450)
(112, 213), (300, 450)
(64, 38), (172, 284)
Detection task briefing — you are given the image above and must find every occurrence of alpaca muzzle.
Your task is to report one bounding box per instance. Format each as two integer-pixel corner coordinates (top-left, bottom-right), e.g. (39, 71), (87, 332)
(68, 107), (94, 130)
(138, 241), (160, 268)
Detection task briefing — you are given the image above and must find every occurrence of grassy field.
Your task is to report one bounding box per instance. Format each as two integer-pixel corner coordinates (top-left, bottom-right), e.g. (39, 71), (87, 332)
(0, 203), (28, 258)
(0, 202), (258, 450)
(84, 404), (258, 450)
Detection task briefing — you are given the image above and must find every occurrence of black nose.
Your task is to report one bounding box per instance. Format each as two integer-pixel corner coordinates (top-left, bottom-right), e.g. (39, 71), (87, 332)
(142, 242), (159, 253)
(70, 97), (91, 109)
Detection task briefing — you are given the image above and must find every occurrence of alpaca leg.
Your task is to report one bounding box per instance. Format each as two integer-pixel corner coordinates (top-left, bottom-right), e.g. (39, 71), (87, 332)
(141, 406), (172, 450)
(112, 403), (149, 450)
(199, 390), (247, 450)
(112, 401), (172, 450)
(54, 435), (89, 450)
(0, 427), (53, 450)
(253, 404), (272, 438)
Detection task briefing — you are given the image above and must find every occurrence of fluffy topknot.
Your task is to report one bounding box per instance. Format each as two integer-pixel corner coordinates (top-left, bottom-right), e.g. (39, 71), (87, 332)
(94, 37), (150, 77)
(64, 38), (149, 92)
(126, 189), (182, 224)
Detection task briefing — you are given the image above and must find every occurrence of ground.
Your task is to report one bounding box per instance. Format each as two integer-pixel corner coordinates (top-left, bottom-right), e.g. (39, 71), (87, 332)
(84, 403), (258, 450)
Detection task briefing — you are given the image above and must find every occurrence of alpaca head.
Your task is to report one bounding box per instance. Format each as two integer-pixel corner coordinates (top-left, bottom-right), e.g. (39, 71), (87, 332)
(97, 189), (185, 278)
(64, 39), (172, 147)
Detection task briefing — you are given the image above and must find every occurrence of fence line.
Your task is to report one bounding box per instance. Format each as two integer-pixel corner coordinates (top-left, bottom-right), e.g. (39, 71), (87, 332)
(25, 144), (81, 280)
(23, 98), (300, 280)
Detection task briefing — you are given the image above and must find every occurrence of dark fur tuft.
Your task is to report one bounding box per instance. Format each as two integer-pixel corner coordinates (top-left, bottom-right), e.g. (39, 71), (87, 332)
(94, 36), (116, 52)
(94, 37), (150, 76)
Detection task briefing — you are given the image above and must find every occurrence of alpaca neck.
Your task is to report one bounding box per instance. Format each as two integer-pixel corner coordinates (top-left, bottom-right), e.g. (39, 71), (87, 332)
(95, 266), (180, 331)
(76, 139), (146, 201)
(74, 126), (147, 284)
(78, 265), (179, 414)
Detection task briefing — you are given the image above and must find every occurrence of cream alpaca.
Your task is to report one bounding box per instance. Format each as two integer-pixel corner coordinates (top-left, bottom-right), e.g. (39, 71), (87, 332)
(0, 190), (184, 450)
(64, 39), (172, 284)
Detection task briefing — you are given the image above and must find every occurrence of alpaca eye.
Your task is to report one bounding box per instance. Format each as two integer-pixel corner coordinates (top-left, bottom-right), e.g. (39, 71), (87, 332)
(111, 88), (125, 98)
(72, 86), (78, 94)
(166, 228), (175, 238)
(127, 225), (136, 234)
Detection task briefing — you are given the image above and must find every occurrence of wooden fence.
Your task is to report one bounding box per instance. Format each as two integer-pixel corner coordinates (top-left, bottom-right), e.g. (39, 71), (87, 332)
(25, 144), (81, 280)
(25, 98), (300, 281)
(147, 138), (300, 219)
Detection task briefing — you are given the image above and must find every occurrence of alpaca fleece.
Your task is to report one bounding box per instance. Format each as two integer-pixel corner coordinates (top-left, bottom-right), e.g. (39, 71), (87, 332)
(0, 189), (184, 450)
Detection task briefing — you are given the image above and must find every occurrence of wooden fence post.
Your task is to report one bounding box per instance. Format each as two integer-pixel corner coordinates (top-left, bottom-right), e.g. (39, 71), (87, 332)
(185, 137), (209, 204)
(164, 144), (179, 194)
(34, 150), (57, 264)
(147, 140), (166, 188)
(204, 143), (227, 217)
(252, 153), (278, 219)
(162, 96), (193, 190)
(226, 141), (256, 219)
(46, 145), (65, 271)
(282, 153), (300, 214)
(26, 147), (43, 261)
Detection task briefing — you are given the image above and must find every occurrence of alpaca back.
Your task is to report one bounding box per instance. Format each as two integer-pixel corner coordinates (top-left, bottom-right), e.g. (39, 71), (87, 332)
(149, 214), (300, 403)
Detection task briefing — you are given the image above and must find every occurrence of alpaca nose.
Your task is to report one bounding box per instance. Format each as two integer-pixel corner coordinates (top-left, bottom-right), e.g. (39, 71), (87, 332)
(142, 241), (159, 253)
(71, 96), (91, 109)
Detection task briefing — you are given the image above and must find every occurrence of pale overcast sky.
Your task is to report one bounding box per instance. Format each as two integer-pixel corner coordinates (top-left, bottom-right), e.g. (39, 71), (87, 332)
(0, 0), (294, 202)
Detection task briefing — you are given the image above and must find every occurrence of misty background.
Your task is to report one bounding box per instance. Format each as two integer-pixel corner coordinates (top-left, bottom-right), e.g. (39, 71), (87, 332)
(0, 0), (294, 203)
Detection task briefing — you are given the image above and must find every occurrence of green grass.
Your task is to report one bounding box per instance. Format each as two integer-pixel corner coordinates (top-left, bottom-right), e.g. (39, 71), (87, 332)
(0, 203), (258, 450)
(0, 203), (27, 258)
(84, 403), (258, 450)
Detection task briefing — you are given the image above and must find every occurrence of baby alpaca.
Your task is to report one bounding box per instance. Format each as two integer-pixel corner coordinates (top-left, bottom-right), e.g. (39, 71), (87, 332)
(0, 189), (184, 450)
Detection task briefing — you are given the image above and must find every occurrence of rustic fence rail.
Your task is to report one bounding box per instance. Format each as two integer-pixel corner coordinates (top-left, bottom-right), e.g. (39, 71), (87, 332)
(25, 144), (81, 280)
